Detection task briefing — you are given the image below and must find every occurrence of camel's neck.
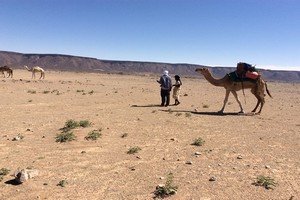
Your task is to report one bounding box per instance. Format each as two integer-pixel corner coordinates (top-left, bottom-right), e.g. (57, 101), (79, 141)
(202, 71), (227, 87)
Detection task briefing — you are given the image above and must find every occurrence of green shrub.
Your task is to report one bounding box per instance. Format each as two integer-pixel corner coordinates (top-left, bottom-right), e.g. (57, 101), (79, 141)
(56, 132), (76, 143)
(254, 175), (277, 189)
(0, 168), (10, 182)
(79, 120), (92, 128)
(61, 119), (79, 132)
(85, 129), (102, 141)
(192, 137), (205, 146)
(154, 172), (178, 198)
(127, 146), (141, 154)
(57, 179), (68, 187)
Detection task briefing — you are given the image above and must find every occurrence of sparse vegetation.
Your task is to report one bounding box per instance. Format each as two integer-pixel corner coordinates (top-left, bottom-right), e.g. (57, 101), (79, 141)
(0, 168), (10, 182)
(121, 133), (128, 138)
(27, 89), (36, 94)
(154, 172), (178, 199)
(61, 119), (79, 132)
(88, 90), (94, 95)
(43, 90), (50, 94)
(56, 132), (76, 143)
(192, 137), (205, 146)
(175, 112), (182, 117)
(127, 146), (141, 154)
(79, 120), (92, 128)
(57, 179), (68, 187)
(203, 104), (209, 108)
(85, 129), (102, 141)
(254, 175), (277, 189)
(185, 112), (192, 117)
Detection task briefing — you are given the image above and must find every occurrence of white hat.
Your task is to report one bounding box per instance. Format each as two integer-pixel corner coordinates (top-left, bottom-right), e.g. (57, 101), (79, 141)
(163, 70), (169, 75)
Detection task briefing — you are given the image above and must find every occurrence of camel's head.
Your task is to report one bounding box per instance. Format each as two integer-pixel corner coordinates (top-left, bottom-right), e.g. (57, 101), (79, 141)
(195, 68), (209, 75)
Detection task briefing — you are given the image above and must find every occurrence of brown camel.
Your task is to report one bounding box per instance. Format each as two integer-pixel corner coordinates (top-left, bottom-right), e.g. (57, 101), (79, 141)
(0, 65), (13, 78)
(24, 65), (45, 79)
(195, 68), (272, 114)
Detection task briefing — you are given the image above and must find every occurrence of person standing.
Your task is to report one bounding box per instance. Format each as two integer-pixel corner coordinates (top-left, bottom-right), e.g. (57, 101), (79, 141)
(157, 70), (172, 106)
(172, 75), (182, 105)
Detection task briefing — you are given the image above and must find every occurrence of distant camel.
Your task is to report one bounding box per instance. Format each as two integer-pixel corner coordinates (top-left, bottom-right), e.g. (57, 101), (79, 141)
(24, 65), (45, 79)
(195, 68), (272, 114)
(0, 65), (13, 78)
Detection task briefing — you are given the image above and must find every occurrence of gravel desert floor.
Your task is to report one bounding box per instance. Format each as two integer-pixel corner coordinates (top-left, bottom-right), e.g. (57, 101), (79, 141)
(0, 70), (299, 200)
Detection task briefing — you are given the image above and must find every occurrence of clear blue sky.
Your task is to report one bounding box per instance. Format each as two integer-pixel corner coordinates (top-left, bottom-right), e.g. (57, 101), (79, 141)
(1, 0), (299, 71)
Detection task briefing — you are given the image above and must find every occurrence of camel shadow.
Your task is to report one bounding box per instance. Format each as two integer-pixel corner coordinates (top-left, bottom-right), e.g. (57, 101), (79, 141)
(161, 109), (255, 116)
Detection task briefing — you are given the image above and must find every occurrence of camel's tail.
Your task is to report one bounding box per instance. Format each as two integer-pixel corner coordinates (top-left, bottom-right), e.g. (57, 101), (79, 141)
(24, 65), (31, 71)
(265, 82), (272, 98)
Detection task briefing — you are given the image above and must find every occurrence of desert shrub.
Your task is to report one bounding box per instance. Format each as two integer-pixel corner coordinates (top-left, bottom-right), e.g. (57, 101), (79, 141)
(85, 129), (102, 141)
(121, 133), (128, 138)
(203, 104), (209, 108)
(175, 112), (182, 117)
(185, 112), (192, 117)
(254, 175), (277, 189)
(61, 119), (79, 132)
(27, 90), (36, 94)
(57, 179), (68, 187)
(88, 90), (94, 95)
(56, 132), (76, 143)
(43, 90), (50, 94)
(127, 146), (141, 154)
(154, 172), (178, 198)
(0, 168), (10, 182)
(0, 168), (9, 176)
(79, 120), (92, 128)
(192, 137), (205, 146)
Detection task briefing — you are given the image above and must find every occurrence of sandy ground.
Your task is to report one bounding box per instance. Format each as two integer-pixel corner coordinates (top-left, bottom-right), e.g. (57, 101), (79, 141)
(0, 69), (299, 200)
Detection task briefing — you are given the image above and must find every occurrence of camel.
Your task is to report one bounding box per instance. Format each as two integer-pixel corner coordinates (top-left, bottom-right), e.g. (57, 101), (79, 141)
(0, 65), (13, 78)
(24, 65), (45, 79)
(195, 68), (272, 114)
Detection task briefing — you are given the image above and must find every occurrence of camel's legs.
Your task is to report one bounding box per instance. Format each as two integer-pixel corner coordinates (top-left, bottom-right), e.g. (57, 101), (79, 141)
(219, 90), (230, 113)
(231, 90), (244, 113)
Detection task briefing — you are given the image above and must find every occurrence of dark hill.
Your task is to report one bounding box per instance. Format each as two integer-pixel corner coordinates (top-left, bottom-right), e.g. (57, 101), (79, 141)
(0, 50), (299, 82)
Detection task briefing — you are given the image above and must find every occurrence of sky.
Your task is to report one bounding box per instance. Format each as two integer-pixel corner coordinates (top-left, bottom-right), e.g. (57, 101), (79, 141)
(0, 0), (299, 71)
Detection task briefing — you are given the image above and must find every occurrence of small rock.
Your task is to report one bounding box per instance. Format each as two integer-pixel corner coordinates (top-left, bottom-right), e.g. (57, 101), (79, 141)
(170, 138), (177, 141)
(159, 177), (164, 180)
(26, 128), (31, 131)
(218, 163), (222, 166)
(265, 165), (271, 169)
(209, 177), (216, 181)
(12, 136), (21, 141)
(237, 155), (243, 159)
(81, 151), (86, 154)
(185, 161), (193, 165)
(195, 152), (201, 155)
(14, 169), (39, 183)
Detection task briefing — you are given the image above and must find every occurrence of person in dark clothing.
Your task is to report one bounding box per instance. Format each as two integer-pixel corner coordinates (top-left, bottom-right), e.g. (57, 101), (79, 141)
(157, 70), (172, 106)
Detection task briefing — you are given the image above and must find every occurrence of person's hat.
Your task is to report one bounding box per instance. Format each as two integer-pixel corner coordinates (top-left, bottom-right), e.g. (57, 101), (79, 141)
(163, 70), (169, 75)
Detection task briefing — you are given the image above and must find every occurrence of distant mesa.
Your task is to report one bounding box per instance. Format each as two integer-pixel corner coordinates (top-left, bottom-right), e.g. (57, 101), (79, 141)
(0, 50), (299, 82)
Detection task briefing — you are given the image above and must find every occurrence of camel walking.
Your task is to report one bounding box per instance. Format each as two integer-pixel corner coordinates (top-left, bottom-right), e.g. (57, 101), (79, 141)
(24, 65), (45, 79)
(0, 65), (13, 78)
(195, 68), (272, 114)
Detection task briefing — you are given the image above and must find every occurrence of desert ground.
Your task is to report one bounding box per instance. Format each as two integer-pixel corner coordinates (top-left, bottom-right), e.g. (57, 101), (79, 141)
(0, 69), (299, 200)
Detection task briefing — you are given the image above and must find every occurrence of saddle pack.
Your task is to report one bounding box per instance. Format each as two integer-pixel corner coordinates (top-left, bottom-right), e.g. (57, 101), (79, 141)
(229, 62), (259, 82)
